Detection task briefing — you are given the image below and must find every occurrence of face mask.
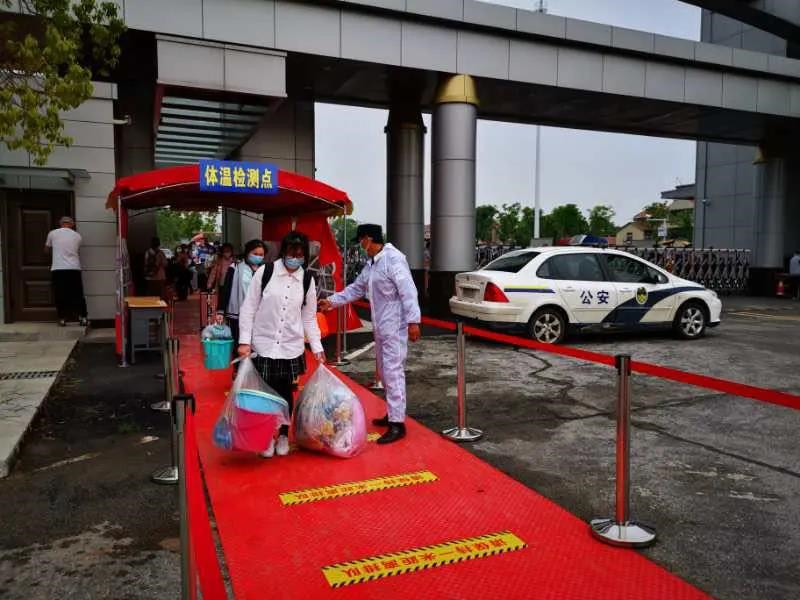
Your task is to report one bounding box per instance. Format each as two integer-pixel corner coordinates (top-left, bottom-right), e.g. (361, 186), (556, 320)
(284, 256), (305, 270)
(248, 254), (264, 266)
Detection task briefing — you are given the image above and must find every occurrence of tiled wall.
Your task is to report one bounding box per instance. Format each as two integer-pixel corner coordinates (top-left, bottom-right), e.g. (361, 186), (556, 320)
(0, 83), (118, 320)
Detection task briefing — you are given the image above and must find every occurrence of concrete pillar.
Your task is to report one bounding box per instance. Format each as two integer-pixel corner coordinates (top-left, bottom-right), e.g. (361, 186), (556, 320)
(750, 151), (800, 292)
(429, 75), (479, 315)
(385, 106), (426, 299)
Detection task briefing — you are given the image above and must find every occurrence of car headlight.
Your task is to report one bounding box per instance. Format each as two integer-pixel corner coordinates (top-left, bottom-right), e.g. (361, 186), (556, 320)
(709, 290), (718, 299)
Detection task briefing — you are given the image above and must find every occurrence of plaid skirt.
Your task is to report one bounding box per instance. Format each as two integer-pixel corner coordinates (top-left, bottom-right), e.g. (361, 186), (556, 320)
(252, 354), (307, 382)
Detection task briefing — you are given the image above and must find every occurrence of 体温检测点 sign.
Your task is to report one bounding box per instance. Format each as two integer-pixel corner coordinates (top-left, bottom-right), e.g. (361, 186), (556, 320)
(199, 160), (279, 194)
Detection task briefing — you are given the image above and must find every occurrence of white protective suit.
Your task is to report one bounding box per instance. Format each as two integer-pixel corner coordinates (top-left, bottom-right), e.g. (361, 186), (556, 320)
(328, 244), (421, 423)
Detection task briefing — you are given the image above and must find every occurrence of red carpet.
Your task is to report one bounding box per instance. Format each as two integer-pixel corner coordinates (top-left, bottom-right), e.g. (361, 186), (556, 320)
(175, 297), (708, 600)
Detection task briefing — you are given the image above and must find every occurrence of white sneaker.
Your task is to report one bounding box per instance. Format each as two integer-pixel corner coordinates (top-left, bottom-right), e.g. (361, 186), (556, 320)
(276, 435), (290, 457)
(259, 438), (276, 458)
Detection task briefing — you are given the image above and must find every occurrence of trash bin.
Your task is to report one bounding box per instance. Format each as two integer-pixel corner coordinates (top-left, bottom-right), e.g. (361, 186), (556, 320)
(202, 339), (234, 370)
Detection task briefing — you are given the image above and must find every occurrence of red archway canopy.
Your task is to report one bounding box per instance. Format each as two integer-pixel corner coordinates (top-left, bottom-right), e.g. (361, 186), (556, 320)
(106, 164), (352, 217)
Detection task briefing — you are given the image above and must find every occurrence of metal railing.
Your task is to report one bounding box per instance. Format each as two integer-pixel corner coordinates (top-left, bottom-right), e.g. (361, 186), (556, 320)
(467, 244), (752, 293)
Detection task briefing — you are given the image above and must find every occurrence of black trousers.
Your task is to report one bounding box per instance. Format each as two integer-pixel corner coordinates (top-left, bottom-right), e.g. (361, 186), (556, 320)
(52, 270), (88, 321)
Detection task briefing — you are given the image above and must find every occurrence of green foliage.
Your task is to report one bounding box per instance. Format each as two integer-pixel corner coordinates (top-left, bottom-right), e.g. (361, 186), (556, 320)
(548, 204), (590, 240)
(475, 204), (498, 242)
(156, 211), (219, 248)
(670, 210), (693, 241)
(330, 216), (359, 248)
(643, 202), (669, 220)
(587, 204), (617, 236)
(0, 0), (124, 165)
(497, 203), (522, 245)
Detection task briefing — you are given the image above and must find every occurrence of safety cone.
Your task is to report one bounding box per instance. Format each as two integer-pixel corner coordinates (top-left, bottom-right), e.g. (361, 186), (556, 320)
(776, 278), (787, 297)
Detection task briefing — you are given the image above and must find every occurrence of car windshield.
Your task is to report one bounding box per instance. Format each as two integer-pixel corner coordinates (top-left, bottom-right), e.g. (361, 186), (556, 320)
(482, 252), (539, 273)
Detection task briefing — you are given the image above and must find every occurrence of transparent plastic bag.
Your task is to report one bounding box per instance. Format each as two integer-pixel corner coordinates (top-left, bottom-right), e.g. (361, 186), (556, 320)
(294, 364), (367, 458)
(212, 357), (290, 453)
(201, 323), (232, 340)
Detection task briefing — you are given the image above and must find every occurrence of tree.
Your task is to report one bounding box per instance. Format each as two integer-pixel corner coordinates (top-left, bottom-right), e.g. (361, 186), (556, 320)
(588, 204), (617, 236)
(671, 210), (693, 241)
(330, 216), (359, 248)
(475, 205), (498, 243)
(643, 202), (669, 220)
(156, 211), (218, 248)
(0, 0), (125, 165)
(497, 203), (522, 245)
(548, 204), (590, 239)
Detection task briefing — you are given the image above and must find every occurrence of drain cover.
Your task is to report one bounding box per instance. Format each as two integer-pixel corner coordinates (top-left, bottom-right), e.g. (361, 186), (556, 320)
(0, 370), (59, 380)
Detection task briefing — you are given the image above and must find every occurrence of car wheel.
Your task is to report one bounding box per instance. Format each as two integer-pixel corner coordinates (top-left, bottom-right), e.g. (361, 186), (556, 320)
(529, 307), (567, 344)
(674, 302), (707, 340)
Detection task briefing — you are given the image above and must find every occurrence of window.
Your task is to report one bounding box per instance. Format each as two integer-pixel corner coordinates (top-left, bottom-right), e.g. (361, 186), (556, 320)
(625, 232), (633, 243)
(483, 252), (539, 273)
(537, 253), (605, 282)
(604, 254), (667, 284)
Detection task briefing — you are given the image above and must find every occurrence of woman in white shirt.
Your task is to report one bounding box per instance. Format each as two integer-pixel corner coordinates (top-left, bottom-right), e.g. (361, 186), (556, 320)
(237, 232), (325, 458)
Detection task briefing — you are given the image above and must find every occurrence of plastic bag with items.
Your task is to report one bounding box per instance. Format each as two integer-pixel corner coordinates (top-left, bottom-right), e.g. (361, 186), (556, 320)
(294, 365), (367, 458)
(201, 323), (232, 340)
(212, 357), (289, 453)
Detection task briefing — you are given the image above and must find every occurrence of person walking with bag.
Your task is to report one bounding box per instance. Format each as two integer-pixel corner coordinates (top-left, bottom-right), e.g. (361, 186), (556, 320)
(319, 224), (421, 445)
(237, 231), (326, 458)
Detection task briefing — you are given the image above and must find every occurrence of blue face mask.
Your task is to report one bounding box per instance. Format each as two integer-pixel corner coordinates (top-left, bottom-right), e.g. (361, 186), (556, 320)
(284, 256), (305, 270)
(248, 254), (264, 266)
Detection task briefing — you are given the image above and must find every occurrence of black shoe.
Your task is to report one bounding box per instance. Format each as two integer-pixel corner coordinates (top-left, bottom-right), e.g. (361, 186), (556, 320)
(372, 415), (389, 427)
(377, 422), (406, 445)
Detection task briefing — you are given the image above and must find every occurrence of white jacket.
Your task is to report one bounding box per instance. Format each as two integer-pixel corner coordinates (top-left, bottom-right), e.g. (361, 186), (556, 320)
(237, 260), (323, 358)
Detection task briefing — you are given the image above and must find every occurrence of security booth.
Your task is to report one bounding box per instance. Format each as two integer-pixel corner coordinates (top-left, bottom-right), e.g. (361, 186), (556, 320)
(106, 161), (361, 365)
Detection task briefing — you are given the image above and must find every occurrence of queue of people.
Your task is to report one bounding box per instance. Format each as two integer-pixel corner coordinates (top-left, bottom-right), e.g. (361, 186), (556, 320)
(207, 223), (421, 457)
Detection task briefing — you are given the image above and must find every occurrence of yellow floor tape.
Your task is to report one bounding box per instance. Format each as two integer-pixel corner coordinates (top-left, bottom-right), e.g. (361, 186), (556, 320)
(322, 531), (527, 588)
(279, 470), (438, 506)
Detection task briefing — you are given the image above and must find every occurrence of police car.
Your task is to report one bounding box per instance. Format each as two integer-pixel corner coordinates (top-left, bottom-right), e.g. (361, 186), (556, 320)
(449, 247), (721, 344)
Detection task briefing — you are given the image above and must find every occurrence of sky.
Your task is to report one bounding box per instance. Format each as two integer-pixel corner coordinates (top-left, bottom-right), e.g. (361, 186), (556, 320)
(315, 0), (702, 229)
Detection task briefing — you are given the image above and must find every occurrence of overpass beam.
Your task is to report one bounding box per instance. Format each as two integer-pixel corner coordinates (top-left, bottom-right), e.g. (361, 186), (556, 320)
(385, 106), (426, 301)
(429, 75), (479, 315)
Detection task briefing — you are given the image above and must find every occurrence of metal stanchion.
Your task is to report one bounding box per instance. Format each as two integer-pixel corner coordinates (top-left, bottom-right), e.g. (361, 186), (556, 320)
(330, 305), (350, 367)
(369, 365), (384, 392)
(442, 322), (483, 442)
(174, 393), (193, 599)
(151, 313), (171, 413)
(590, 355), (656, 548)
(368, 352), (383, 391)
(151, 337), (179, 485)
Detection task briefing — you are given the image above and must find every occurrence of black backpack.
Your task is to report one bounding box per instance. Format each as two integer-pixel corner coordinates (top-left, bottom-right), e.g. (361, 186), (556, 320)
(260, 262), (314, 306)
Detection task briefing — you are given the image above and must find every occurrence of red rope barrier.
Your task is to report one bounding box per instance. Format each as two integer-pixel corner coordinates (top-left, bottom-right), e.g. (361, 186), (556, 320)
(185, 403), (228, 600)
(349, 300), (800, 411)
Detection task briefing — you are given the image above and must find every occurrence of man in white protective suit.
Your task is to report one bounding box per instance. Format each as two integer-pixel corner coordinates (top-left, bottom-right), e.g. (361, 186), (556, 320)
(319, 224), (421, 444)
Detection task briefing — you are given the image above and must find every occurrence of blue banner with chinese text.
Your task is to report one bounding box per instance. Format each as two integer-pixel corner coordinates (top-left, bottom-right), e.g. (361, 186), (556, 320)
(199, 160), (279, 195)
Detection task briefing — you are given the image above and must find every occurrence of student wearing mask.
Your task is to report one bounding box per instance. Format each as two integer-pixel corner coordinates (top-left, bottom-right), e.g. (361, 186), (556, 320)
(219, 239), (266, 346)
(237, 232), (325, 457)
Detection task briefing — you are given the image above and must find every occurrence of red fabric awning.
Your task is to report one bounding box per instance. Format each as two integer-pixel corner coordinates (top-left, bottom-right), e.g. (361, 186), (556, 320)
(106, 164), (352, 217)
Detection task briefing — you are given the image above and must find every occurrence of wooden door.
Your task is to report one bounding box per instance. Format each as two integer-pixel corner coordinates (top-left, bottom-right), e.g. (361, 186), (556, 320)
(3, 190), (73, 321)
